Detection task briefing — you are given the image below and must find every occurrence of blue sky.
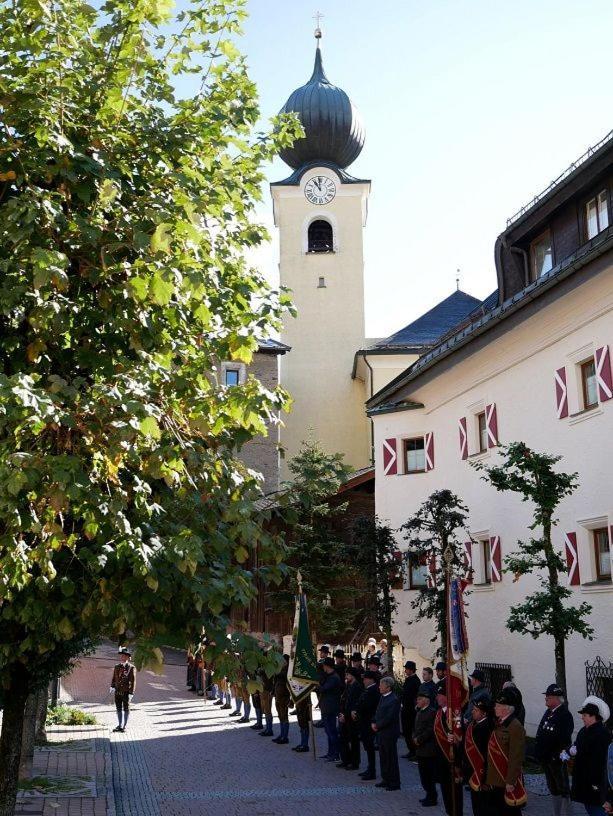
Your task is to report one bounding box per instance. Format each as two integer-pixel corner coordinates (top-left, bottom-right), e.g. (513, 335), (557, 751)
(238, 0), (613, 337)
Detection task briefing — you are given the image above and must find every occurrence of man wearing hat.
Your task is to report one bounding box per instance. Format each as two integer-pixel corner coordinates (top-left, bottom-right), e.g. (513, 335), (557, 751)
(463, 698), (494, 816)
(534, 684), (574, 816)
(567, 696), (611, 814)
(486, 688), (527, 814)
(367, 654), (382, 674)
(319, 657), (342, 761)
(433, 680), (464, 815)
(350, 652), (364, 680)
(334, 648), (347, 684)
(372, 676), (402, 791)
(313, 645), (331, 728)
(110, 647), (136, 733)
(413, 684), (438, 806)
(338, 667), (363, 770)
(401, 660), (421, 759)
(356, 670), (381, 780)
(463, 668), (491, 726)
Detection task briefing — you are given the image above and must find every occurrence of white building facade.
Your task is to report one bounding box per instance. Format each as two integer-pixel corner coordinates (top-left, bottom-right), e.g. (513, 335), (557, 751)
(368, 134), (613, 734)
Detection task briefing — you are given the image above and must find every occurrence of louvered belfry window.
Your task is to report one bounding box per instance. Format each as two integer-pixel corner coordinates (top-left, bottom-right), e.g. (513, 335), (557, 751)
(308, 219), (333, 253)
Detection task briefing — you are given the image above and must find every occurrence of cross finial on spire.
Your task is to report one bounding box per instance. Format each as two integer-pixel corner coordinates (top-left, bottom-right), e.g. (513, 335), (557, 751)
(456, 268), (460, 291)
(314, 10), (324, 40)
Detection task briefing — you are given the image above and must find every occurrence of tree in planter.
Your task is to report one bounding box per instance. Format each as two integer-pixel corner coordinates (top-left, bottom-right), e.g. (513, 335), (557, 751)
(350, 517), (400, 674)
(401, 490), (471, 659)
(269, 441), (359, 638)
(0, 0), (300, 811)
(473, 442), (593, 691)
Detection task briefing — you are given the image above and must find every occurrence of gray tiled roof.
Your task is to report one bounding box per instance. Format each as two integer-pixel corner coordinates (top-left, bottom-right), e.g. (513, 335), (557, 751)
(374, 290), (482, 350)
(257, 339), (291, 354)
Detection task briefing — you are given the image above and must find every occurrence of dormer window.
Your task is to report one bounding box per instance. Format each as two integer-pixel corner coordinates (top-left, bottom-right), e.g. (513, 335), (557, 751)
(530, 230), (553, 279)
(308, 219), (333, 253)
(585, 190), (609, 240)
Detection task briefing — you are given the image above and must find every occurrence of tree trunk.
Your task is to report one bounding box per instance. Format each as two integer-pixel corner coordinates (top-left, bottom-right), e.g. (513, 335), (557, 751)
(554, 637), (566, 694)
(35, 687), (49, 744)
(0, 669), (29, 816)
(19, 691), (38, 780)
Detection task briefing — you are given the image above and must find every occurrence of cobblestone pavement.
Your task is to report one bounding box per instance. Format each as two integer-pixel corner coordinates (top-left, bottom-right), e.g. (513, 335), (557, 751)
(61, 645), (583, 816)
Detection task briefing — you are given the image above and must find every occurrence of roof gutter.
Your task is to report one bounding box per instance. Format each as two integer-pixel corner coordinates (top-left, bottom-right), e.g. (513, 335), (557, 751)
(367, 229), (613, 410)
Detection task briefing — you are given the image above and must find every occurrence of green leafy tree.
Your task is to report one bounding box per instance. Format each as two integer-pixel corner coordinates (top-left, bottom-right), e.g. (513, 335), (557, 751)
(350, 516), (400, 674)
(473, 442), (593, 691)
(270, 441), (357, 639)
(401, 490), (471, 659)
(0, 0), (300, 811)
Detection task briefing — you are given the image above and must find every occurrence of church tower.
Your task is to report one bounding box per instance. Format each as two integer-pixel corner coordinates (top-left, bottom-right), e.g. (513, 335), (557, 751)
(271, 30), (371, 477)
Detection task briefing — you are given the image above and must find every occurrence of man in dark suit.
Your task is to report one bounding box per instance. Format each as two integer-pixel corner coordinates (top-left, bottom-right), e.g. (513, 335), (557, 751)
(534, 684), (574, 815)
(372, 676), (402, 791)
(319, 656), (342, 761)
(357, 670), (380, 780)
(401, 660), (421, 759)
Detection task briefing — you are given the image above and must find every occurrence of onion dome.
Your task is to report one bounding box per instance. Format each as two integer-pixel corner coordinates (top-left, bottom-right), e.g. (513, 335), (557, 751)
(278, 40), (365, 170)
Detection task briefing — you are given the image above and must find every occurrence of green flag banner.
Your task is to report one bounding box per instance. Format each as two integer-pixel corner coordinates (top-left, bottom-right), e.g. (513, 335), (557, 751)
(288, 592), (319, 703)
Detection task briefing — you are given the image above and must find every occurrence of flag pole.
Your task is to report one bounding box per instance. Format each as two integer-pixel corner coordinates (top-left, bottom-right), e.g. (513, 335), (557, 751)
(443, 544), (457, 816)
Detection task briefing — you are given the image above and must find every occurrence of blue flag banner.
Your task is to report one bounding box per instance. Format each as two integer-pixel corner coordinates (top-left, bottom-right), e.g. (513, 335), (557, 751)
(448, 577), (469, 663)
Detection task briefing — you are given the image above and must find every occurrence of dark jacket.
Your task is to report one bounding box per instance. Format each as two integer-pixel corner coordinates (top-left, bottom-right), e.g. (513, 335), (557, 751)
(340, 679), (362, 716)
(334, 662), (347, 684)
(462, 716), (493, 786)
(413, 705), (437, 758)
(402, 673), (421, 710)
(421, 679), (437, 701)
(534, 705), (574, 764)
(357, 682), (381, 738)
(374, 692), (401, 741)
(571, 721), (611, 806)
(319, 670), (342, 716)
(111, 662), (135, 695)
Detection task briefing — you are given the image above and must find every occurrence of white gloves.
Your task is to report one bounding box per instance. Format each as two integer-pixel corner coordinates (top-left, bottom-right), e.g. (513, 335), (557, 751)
(109, 687), (114, 694)
(560, 750), (570, 761)
(569, 744), (577, 756)
(129, 694), (134, 702)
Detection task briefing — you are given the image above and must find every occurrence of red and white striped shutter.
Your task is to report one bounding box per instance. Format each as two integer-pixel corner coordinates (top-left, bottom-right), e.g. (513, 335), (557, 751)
(458, 417), (468, 460)
(485, 403), (499, 448)
(425, 432), (435, 471)
(490, 536), (502, 582)
(555, 367), (569, 419)
(383, 438), (398, 476)
(426, 552), (437, 589)
(595, 345), (613, 402)
(464, 541), (473, 585)
(564, 532), (580, 586)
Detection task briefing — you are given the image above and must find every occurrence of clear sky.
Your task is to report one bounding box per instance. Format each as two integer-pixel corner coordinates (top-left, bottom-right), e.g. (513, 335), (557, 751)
(238, 0), (613, 338)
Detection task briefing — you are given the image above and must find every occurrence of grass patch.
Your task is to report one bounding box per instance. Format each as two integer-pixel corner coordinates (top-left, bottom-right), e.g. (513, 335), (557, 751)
(19, 775), (90, 793)
(46, 705), (97, 726)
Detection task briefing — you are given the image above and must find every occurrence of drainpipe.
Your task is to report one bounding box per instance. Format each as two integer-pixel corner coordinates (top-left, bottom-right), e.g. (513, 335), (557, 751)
(510, 246), (530, 287)
(364, 354), (375, 464)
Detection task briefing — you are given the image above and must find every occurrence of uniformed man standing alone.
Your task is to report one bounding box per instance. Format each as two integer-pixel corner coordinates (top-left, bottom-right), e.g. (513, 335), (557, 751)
(110, 647), (136, 733)
(534, 684), (574, 816)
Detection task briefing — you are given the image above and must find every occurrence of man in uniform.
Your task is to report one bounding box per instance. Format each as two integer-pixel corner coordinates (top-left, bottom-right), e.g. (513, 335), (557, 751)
(350, 651), (364, 680)
(372, 676), (401, 791)
(413, 684), (437, 806)
(257, 664), (275, 736)
(463, 668), (491, 726)
(357, 669), (380, 781)
(319, 656), (342, 761)
(433, 680), (463, 815)
(333, 648), (347, 684)
(463, 698), (494, 816)
(534, 684), (574, 816)
(486, 688), (527, 815)
(272, 654), (291, 744)
(338, 667), (363, 770)
(401, 660), (421, 759)
(110, 647), (136, 733)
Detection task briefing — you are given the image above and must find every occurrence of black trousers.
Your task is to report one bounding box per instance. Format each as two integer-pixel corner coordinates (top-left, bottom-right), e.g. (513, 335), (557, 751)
(543, 758), (570, 798)
(115, 692), (130, 714)
(470, 789), (491, 816)
(378, 735), (400, 787)
(487, 787), (522, 815)
(435, 759), (463, 816)
(339, 722), (360, 767)
(417, 756), (437, 801)
(401, 706), (416, 753)
(361, 731), (376, 774)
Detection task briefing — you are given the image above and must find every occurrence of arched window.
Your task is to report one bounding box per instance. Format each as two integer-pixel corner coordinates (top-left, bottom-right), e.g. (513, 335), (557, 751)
(307, 219), (334, 253)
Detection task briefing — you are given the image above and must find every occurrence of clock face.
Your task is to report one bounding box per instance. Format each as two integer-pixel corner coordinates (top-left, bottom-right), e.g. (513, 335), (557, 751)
(304, 175), (336, 205)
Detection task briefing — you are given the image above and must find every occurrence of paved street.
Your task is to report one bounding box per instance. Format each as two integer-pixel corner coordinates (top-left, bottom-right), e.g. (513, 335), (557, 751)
(57, 644), (581, 816)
